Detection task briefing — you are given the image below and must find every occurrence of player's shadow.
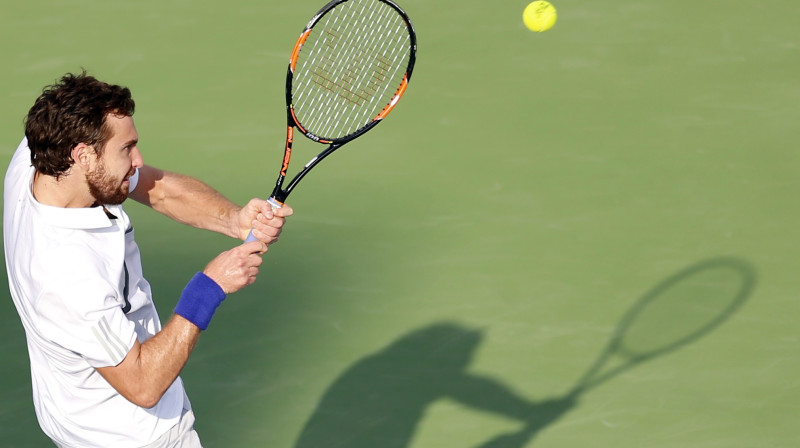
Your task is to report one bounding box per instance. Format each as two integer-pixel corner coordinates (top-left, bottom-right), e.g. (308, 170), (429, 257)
(292, 257), (756, 448)
(293, 321), (547, 448)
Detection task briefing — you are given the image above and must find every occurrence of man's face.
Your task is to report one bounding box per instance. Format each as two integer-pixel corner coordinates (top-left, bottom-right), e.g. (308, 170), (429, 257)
(86, 115), (143, 205)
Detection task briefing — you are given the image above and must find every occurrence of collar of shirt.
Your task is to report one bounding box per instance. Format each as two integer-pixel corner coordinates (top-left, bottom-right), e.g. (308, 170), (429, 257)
(27, 184), (120, 230)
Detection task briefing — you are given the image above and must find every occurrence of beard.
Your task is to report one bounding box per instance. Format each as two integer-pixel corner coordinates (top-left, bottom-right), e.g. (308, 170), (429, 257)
(87, 162), (134, 205)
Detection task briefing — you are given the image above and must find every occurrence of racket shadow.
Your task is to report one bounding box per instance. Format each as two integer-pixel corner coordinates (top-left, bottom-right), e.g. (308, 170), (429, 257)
(571, 256), (757, 396)
(479, 256), (757, 448)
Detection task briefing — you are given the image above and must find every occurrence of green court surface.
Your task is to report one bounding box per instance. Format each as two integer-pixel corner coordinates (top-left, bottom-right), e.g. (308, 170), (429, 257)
(1, 1), (799, 446)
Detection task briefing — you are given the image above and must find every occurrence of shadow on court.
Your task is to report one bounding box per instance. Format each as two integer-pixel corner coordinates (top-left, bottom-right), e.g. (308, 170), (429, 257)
(292, 257), (757, 448)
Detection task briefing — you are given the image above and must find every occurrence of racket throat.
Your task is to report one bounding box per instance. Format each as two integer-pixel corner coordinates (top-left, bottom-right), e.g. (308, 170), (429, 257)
(270, 183), (289, 205)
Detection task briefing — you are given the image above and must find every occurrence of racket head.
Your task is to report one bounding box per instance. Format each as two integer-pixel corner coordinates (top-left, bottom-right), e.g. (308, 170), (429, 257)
(287, 0), (416, 144)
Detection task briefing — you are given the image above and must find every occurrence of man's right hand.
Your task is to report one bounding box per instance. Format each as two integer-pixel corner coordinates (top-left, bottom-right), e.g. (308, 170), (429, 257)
(203, 241), (267, 294)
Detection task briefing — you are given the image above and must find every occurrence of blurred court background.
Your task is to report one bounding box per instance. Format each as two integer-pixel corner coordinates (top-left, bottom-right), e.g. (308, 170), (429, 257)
(1, 1), (798, 446)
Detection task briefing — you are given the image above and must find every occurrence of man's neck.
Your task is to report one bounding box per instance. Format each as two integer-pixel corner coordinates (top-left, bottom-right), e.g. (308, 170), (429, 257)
(32, 171), (95, 208)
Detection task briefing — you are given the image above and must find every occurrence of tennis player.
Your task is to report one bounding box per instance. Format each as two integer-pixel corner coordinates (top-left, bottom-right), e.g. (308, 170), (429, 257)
(3, 72), (293, 447)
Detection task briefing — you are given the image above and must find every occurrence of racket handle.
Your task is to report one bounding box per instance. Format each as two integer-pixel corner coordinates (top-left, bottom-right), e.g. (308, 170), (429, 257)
(243, 197), (284, 243)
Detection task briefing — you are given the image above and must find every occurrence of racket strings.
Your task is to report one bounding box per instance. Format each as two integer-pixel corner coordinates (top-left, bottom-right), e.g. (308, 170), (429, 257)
(292, 0), (411, 140)
(299, 3), (403, 133)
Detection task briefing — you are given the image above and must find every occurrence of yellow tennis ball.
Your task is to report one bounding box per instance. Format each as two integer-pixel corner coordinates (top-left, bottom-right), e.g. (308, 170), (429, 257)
(523, 1), (557, 32)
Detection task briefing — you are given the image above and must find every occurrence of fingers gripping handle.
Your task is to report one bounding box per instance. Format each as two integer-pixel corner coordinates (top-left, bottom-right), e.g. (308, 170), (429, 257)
(244, 197), (284, 243)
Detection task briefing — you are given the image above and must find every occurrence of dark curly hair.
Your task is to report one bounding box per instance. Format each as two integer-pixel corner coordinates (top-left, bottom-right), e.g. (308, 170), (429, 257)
(24, 72), (135, 178)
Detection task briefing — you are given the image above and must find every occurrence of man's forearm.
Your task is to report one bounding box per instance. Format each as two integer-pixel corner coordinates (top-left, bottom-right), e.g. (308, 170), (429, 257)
(97, 315), (200, 408)
(130, 165), (240, 238)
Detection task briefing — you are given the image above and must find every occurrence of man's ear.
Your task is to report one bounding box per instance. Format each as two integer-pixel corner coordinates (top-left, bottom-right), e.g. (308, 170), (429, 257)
(70, 143), (96, 170)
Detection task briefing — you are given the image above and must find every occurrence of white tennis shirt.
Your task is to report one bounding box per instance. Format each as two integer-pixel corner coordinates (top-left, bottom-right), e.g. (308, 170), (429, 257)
(3, 139), (186, 448)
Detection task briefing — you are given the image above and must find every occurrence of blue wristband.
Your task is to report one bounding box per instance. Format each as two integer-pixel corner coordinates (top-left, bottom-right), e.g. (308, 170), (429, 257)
(174, 272), (226, 330)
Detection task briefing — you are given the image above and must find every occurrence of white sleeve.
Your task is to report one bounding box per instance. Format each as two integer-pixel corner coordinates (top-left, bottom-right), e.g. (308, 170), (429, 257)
(128, 167), (140, 192)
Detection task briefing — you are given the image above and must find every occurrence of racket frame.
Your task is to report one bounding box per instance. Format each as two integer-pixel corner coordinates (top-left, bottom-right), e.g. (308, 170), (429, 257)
(268, 0), (417, 207)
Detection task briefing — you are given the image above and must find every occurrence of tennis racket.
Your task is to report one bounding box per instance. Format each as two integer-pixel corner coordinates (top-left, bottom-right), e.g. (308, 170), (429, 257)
(245, 0), (417, 242)
(566, 257), (755, 399)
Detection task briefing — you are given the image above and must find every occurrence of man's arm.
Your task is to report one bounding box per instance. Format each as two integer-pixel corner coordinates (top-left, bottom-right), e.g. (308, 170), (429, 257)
(129, 165), (292, 242)
(96, 241), (266, 408)
(99, 315), (199, 408)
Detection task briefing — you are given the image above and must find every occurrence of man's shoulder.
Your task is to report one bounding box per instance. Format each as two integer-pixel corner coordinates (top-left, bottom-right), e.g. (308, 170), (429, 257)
(4, 138), (33, 201)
